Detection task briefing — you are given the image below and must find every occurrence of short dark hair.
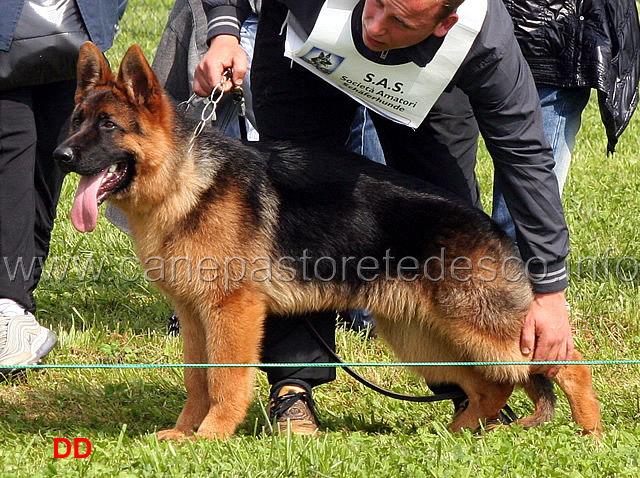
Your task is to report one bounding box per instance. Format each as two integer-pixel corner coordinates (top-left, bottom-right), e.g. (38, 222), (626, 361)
(438, 0), (465, 20)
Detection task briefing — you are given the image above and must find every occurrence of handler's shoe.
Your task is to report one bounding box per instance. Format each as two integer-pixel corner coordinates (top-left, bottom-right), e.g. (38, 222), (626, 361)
(266, 384), (319, 436)
(0, 299), (57, 379)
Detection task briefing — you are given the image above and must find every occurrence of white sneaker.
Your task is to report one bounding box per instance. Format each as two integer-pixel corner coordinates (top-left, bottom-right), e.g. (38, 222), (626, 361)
(0, 299), (57, 378)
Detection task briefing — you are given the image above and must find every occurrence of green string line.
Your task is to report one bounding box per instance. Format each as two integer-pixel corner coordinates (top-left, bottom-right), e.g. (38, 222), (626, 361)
(13, 360), (640, 369)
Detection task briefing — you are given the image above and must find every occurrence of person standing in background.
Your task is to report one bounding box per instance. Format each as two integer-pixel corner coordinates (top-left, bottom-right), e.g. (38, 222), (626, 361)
(0, 0), (126, 379)
(493, 0), (640, 237)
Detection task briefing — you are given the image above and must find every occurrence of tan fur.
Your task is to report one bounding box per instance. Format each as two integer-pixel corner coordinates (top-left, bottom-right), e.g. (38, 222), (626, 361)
(60, 43), (602, 440)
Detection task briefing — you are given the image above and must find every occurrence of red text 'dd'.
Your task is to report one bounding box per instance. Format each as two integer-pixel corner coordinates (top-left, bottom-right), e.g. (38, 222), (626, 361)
(53, 438), (92, 458)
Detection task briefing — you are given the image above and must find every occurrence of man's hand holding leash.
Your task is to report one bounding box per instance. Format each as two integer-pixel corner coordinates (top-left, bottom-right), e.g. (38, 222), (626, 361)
(194, 34), (247, 97)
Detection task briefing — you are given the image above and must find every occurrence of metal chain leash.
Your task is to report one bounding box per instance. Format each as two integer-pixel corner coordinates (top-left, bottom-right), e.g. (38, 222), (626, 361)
(179, 68), (244, 152)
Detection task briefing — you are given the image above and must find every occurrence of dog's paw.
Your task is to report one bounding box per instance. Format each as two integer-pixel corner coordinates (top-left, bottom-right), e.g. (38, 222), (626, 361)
(157, 428), (189, 441)
(192, 427), (229, 440)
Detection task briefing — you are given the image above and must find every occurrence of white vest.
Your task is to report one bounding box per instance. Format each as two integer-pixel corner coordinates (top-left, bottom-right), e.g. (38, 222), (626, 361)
(285, 0), (487, 128)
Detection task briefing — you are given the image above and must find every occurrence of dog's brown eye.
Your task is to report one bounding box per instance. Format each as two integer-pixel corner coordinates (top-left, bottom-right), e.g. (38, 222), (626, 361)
(103, 120), (117, 130)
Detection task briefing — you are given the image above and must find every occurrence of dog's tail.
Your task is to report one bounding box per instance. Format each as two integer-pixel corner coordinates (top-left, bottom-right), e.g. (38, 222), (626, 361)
(515, 374), (557, 429)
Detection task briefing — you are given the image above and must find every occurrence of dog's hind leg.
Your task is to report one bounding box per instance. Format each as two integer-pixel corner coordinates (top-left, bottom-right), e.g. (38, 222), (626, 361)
(447, 373), (514, 432)
(551, 350), (602, 437)
(158, 302), (210, 441)
(195, 287), (267, 439)
(515, 374), (556, 429)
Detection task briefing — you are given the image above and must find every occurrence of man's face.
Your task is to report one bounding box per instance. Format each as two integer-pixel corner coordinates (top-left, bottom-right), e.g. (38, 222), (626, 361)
(361, 0), (458, 51)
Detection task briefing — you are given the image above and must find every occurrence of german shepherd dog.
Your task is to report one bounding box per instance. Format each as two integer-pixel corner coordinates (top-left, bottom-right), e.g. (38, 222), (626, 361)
(54, 42), (602, 440)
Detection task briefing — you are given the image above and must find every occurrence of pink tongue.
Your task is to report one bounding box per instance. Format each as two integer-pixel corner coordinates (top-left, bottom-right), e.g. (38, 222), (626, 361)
(71, 170), (110, 232)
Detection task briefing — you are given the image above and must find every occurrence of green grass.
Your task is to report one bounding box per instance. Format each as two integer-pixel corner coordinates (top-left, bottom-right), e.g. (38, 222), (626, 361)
(110, 0), (174, 67)
(2, 1), (640, 476)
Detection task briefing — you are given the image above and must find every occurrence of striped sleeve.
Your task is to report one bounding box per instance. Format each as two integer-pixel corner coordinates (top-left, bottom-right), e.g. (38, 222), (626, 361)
(201, 1), (252, 43)
(527, 261), (568, 294)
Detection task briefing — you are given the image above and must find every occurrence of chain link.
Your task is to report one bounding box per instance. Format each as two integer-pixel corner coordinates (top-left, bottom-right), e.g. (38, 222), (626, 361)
(179, 69), (234, 152)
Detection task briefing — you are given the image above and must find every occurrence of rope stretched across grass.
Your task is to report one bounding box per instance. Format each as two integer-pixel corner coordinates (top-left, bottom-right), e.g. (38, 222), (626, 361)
(18, 360), (630, 408)
(16, 359), (640, 369)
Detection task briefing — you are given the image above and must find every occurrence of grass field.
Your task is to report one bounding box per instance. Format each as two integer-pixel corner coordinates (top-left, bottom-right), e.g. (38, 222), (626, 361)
(1, 2), (640, 476)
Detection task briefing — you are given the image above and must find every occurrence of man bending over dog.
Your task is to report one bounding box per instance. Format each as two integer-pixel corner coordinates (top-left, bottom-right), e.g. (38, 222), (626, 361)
(196, 0), (573, 434)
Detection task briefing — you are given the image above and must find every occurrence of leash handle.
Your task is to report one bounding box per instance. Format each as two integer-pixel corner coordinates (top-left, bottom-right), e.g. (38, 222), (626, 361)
(230, 84), (248, 142)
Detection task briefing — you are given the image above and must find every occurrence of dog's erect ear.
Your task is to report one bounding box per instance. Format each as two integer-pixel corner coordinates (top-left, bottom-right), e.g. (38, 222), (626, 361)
(117, 44), (161, 108)
(75, 41), (114, 104)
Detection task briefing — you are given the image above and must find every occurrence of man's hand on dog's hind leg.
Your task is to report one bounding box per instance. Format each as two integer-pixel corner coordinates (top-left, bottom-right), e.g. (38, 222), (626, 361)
(520, 290), (574, 378)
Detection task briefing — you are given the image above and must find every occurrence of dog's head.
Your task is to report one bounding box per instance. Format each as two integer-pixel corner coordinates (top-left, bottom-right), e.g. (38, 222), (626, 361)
(54, 42), (174, 232)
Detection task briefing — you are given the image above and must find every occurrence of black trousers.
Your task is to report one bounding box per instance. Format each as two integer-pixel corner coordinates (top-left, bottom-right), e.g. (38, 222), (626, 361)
(0, 81), (74, 313)
(254, 2), (480, 387)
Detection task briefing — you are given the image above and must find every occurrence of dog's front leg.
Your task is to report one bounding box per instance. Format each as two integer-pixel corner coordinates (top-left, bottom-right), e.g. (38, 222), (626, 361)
(194, 287), (267, 439)
(158, 302), (210, 441)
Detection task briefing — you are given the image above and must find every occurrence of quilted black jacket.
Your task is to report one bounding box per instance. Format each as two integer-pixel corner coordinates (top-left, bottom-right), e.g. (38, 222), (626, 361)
(503, 0), (640, 153)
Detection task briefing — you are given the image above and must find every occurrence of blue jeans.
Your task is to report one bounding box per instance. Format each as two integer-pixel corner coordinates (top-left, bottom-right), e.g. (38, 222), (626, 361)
(492, 86), (591, 238)
(345, 106), (385, 164)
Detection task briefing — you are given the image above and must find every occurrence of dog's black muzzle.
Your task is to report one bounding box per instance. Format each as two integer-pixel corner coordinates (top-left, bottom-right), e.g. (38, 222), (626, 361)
(53, 144), (77, 173)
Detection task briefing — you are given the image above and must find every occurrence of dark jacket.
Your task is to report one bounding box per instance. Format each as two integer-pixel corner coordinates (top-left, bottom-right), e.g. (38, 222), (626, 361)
(503, 0), (640, 153)
(202, 0), (571, 294)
